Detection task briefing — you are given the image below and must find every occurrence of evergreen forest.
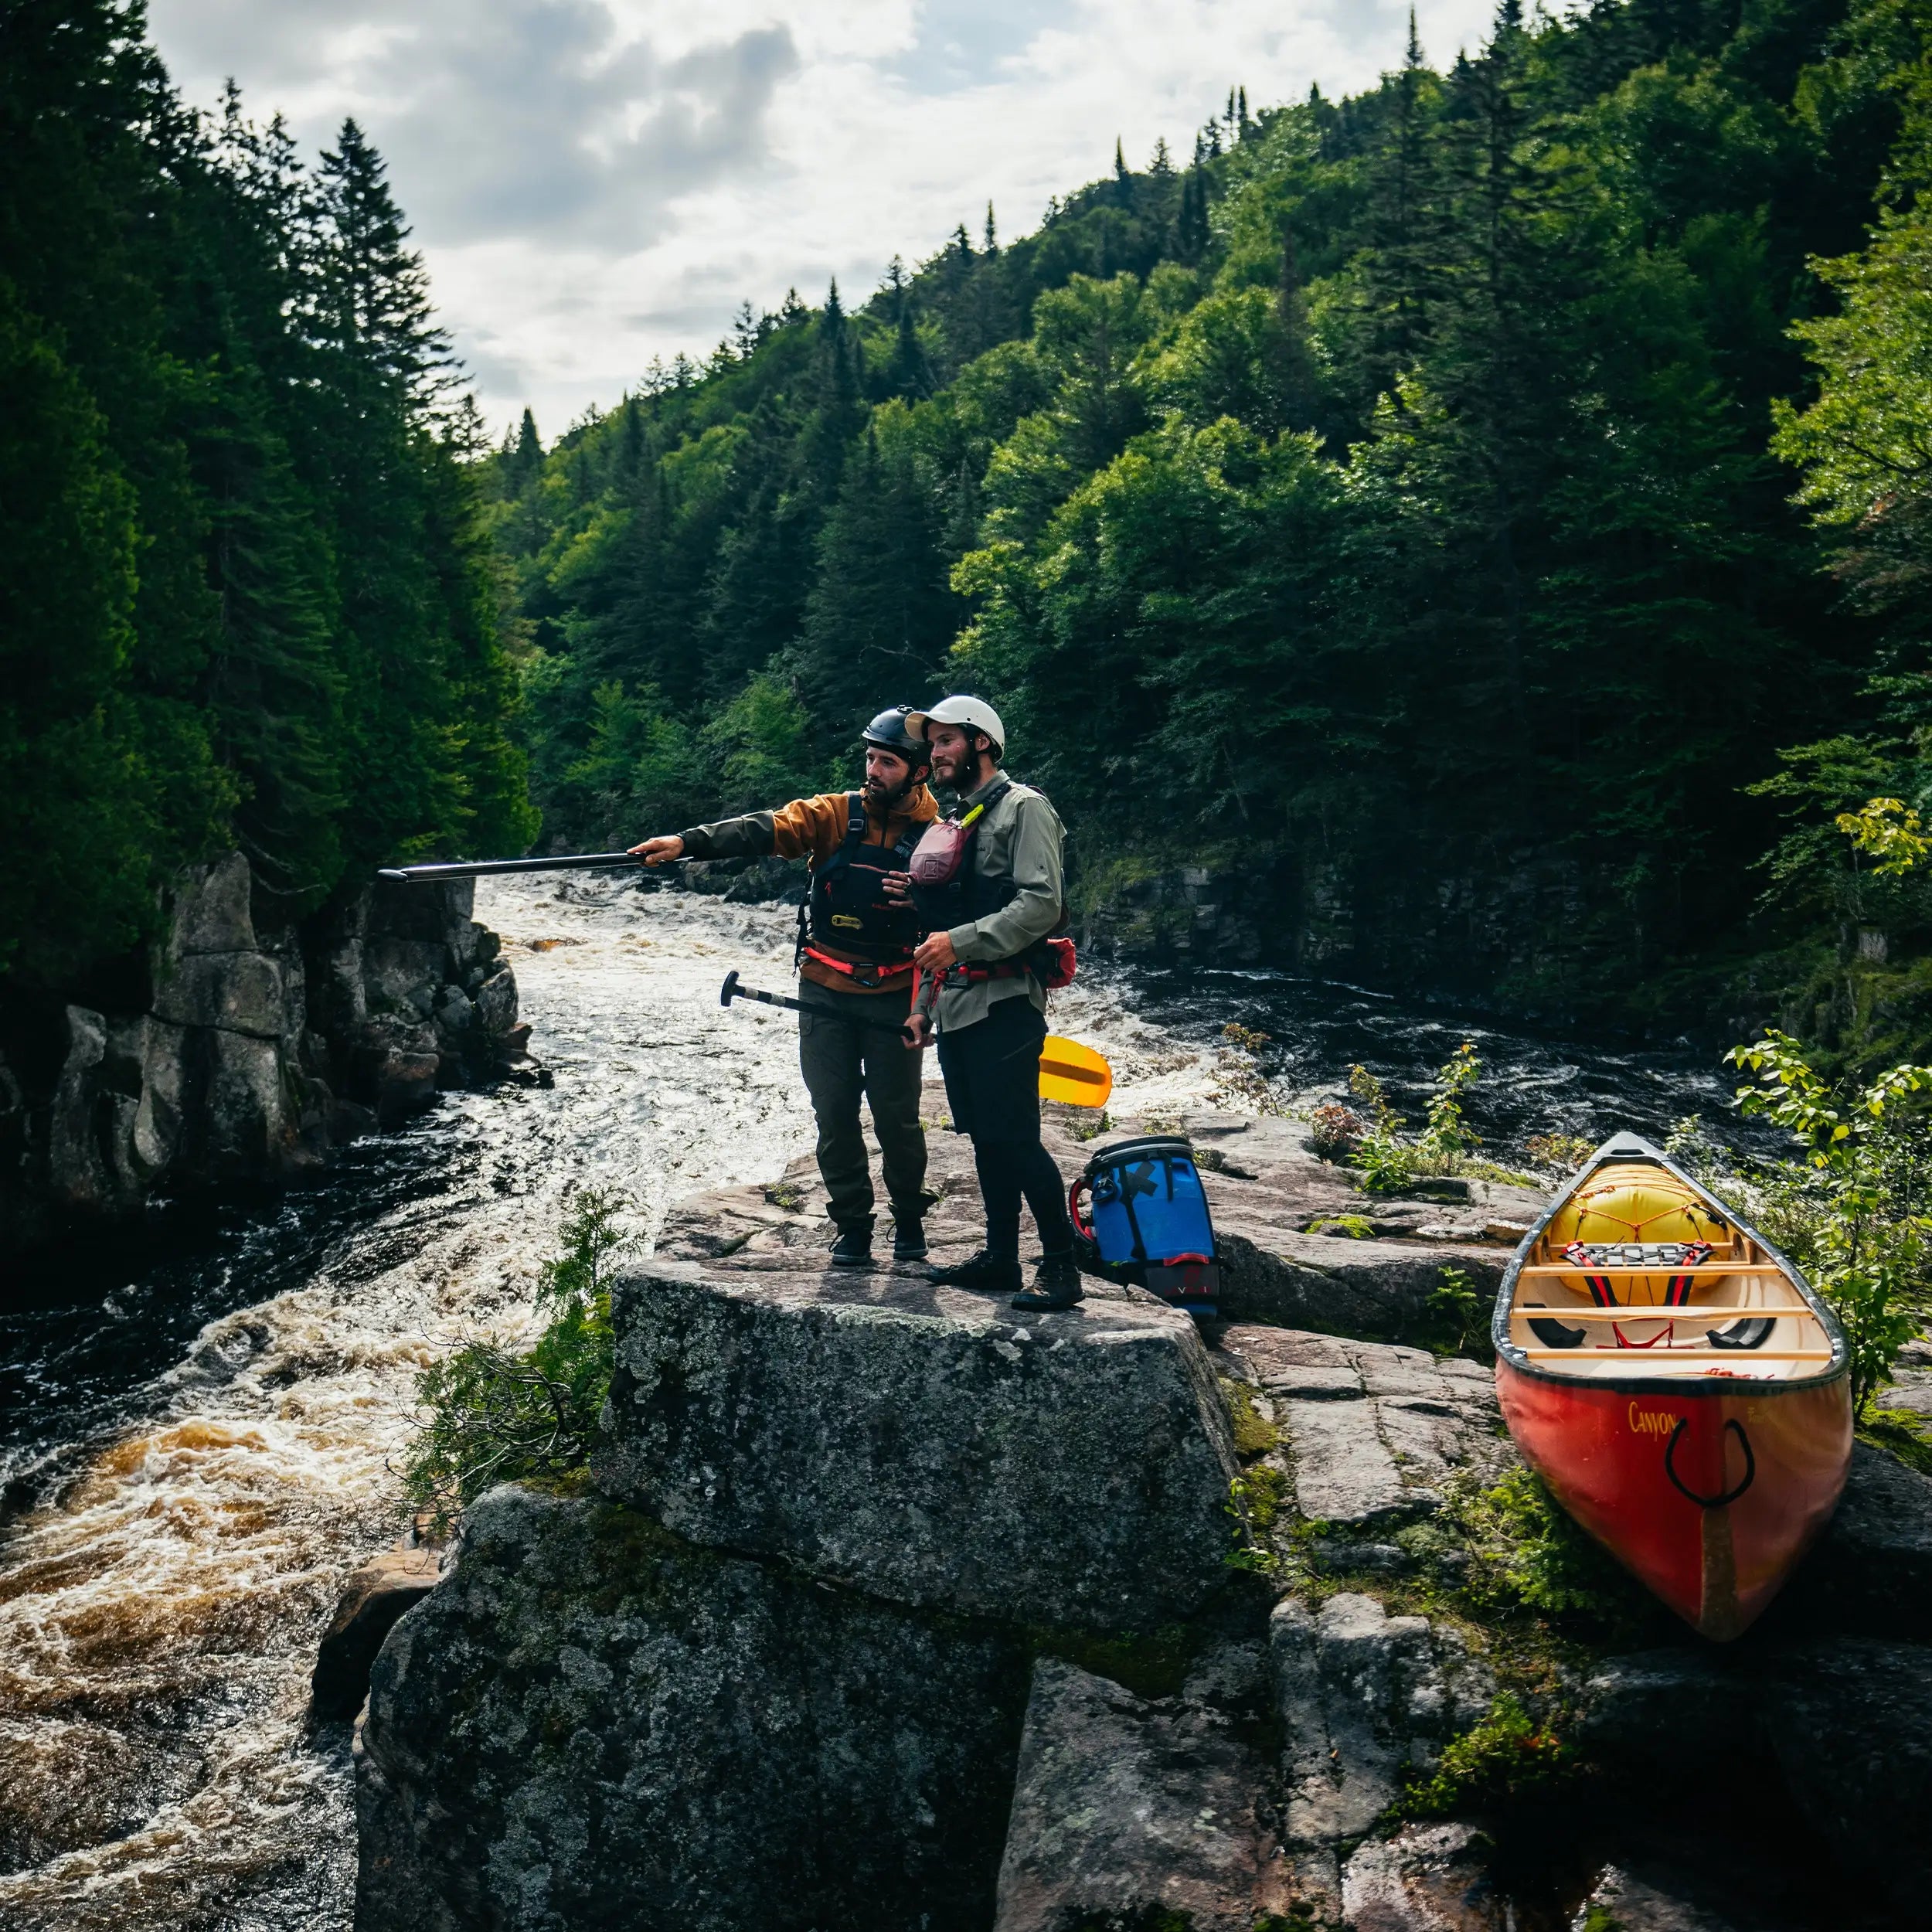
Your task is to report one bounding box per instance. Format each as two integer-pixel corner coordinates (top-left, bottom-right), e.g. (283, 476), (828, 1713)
(0, 0), (533, 997)
(14, 0), (1932, 1060)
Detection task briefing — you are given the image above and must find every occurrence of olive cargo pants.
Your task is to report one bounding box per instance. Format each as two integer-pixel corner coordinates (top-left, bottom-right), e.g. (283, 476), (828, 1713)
(797, 981), (928, 1231)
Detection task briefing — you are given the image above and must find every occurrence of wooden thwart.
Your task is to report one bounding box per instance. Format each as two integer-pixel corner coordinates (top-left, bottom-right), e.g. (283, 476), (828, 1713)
(1519, 1347), (1834, 1363)
(1519, 1263), (1775, 1280)
(1512, 1305), (1811, 1322)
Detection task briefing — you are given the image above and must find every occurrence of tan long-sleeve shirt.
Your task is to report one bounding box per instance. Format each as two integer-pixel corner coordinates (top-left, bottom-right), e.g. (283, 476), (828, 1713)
(932, 774), (1065, 1033)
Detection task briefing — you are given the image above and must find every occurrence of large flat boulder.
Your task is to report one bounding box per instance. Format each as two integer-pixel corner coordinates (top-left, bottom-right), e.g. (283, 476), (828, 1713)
(1180, 1115), (1532, 1342)
(355, 1486), (1029, 1932)
(1219, 1326), (1512, 1531)
(595, 1252), (1240, 1631)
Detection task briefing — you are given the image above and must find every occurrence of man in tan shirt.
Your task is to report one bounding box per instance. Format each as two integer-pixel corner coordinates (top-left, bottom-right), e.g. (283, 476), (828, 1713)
(631, 708), (937, 1267)
(901, 696), (1080, 1311)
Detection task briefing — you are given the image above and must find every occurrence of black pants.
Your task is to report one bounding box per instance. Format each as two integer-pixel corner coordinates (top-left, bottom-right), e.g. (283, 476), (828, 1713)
(798, 981), (927, 1230)
(935, 995), (1074, 1261)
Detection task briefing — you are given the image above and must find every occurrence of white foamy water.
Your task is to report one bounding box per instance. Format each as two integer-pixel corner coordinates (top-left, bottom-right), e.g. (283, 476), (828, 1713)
(0, 876), (821, 1930)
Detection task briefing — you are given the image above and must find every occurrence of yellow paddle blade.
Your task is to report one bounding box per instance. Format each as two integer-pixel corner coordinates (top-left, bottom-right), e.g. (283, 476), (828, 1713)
(1039, 1035), (1112, 1108)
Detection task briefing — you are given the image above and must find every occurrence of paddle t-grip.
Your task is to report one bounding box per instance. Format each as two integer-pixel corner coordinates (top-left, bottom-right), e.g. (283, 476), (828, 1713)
(720, 970), (741, 1009)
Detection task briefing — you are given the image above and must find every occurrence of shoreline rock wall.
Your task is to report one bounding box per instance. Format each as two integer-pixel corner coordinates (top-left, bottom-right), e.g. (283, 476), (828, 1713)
(0, 853), (536, 1246)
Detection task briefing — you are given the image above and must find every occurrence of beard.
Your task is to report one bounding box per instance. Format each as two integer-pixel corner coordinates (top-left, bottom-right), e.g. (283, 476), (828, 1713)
(864, 769), (920, 809)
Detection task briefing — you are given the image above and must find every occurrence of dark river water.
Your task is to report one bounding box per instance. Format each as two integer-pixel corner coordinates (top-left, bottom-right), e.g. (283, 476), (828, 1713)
(0, 879), (1795, 1929)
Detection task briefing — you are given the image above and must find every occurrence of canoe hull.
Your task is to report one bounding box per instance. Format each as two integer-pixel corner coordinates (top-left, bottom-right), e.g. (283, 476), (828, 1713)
(1495, 1359), (1851, 1639)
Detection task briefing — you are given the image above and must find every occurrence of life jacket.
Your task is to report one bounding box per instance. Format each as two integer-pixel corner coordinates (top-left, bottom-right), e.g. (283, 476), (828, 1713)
(909, 780), (1076, 992)
(796, 793), (923, 986)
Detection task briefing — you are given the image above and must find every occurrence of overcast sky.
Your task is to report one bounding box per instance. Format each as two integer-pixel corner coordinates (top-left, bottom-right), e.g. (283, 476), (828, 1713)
(148, 0), (1500, 439)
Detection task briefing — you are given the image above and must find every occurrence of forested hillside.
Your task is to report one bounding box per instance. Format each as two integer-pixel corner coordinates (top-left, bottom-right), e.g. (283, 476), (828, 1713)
(0, 0), (533, 997)
(494, 0), (1932, 1047)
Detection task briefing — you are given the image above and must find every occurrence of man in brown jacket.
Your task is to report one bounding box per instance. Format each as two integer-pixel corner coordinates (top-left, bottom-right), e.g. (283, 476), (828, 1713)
(629, 707), (938, 1267)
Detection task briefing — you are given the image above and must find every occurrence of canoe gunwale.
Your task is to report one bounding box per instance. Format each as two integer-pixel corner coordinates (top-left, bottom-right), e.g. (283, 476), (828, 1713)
(1490, 1132), (1849, 1401)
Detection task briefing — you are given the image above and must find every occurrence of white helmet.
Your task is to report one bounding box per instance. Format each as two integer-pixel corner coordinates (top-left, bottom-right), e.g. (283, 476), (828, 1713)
(908, 694), (1005, 758)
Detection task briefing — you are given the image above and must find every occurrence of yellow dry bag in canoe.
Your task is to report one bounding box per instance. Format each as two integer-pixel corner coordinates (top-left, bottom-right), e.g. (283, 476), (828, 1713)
(1039, 1036), (1112, 1108)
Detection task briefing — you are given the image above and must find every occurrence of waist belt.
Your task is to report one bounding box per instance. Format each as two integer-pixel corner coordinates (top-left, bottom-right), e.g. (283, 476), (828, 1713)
(800, 945), (913, 988)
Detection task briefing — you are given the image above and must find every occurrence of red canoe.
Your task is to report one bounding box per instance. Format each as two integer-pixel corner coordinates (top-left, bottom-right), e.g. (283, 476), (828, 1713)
(1493, 1132), (1851, 1641)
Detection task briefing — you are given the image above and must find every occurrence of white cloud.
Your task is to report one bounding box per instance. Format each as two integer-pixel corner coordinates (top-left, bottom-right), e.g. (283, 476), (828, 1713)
(147, 0), (1500, 435)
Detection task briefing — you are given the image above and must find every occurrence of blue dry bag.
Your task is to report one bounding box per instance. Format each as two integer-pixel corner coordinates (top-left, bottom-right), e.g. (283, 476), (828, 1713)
(1070, 1134), (1220, 1314)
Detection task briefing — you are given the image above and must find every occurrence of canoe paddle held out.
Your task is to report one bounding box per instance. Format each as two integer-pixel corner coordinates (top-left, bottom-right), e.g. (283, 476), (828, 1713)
(1493, 1130), (1852, 1642)
(376, 852), (682, 882)
(720, 970), (917, 1043)
(719, 971), (1112, 1106)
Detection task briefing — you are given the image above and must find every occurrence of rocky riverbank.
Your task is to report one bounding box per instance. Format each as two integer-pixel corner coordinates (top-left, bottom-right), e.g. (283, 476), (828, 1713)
(0, 853), (539, 1247)
(343, 1104), (1932, 1929)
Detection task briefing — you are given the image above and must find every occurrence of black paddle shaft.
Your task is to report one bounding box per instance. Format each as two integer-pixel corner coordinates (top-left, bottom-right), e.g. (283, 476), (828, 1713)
(376, 852), (674, 882)
(720, 971), (917, 1042)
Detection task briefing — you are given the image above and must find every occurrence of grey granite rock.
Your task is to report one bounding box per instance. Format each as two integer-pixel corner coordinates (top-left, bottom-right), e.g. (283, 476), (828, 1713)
(46, 1005), (114, 1212)
(474, 965), (518, 1036)
(1769, 1444), (1932, 1641)
(1271, 1593), (1494, 1851)
(1219, 1326), (1512, 1532)
(355, 1486), (1028, 1932)
(596, 1256), (1239, 1631)
(8, 855), (527, 1237)
(168, 850), (257, 954)
(1760, 1638), (1932, 1919)
(151, 949), (285, 1036)
(992, 1658), (1300, 1932)
(311, 1545), (444, 1723)
(1576, 1648), (1759, 1773)
(1573, 1862), (1753, 1932)
(1342, 1822), (1509, 1930)
(1216, 1219), (1506, 1342)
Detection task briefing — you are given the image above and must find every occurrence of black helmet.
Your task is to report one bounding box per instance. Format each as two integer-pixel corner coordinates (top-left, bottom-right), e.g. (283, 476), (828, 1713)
(862, 705), (930, 770)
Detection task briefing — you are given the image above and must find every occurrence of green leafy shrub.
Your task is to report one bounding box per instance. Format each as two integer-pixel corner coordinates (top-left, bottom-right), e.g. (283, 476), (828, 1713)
(1436, 1468), (1632, 1621)
(1422, 1042), (1482, 1162)
(403, 1187), (634, 1526)
(1308, 1213), (1375, 1238)
(1403, 1693), (1574, 1815)
(1525, 1131), (1594, 1173)
(1421, 1264), (1485, 1358)
(1725, 1031), (1932, 1413)
(1349, 1046), (1505, 1192)
(1308, 1102), (1366, 1162)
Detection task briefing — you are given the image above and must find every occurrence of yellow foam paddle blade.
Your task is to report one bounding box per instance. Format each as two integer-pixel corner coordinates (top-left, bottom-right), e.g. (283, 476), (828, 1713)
(1039, 1035), (1112, 1108)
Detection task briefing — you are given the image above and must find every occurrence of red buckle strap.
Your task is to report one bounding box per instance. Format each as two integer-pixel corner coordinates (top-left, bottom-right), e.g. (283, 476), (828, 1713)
(800, 946), (913, 988)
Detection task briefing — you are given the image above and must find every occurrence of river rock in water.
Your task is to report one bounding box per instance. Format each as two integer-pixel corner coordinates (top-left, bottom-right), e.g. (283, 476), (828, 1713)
(311, 1545), (445, 1723)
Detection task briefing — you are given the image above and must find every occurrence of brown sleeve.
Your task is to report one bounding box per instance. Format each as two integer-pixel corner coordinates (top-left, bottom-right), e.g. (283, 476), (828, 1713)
(677, 809), (776, 860)
(767, 793), (850, 862)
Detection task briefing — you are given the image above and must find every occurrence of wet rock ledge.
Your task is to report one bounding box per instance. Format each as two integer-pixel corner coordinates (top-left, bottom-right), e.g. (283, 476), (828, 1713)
(352, 1115), (1932, 1931)
(0, 852), (538, 1243)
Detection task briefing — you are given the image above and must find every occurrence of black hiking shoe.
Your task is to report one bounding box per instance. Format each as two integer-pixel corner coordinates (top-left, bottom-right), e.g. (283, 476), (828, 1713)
(829, 1223), (874, 1269)
(925, 1248), (1023, 1294)
(892, 1219), (928, 1262)
(1012, 1252), (1083, 1312)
